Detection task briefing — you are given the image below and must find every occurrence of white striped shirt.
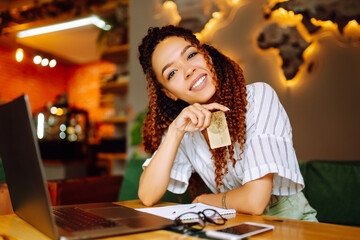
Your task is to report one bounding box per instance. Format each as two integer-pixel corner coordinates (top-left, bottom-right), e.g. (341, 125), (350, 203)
(143, 82), (304, 202)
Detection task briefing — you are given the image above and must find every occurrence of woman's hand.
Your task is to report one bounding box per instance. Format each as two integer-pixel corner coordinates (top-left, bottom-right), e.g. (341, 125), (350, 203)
(170, 103), (230, 134)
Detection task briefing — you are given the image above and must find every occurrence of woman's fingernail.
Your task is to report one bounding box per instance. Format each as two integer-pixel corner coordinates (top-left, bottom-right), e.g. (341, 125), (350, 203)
(225, 107), (230, 111)
(200, 128), (204, 131)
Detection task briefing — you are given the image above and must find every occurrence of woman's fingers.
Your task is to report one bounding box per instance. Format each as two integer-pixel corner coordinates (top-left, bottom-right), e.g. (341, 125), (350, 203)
(203, 102), (230, 112)
(192, 103), (209, 128)
(175, 103), (230, 132)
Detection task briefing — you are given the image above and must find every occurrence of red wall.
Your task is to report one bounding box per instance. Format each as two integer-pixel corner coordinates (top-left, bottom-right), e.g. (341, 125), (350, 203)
(67, 61), (115, 122)
(0, 46), (116, 138)
(67, 61), (116, 138)
(0, 46), (69, 113)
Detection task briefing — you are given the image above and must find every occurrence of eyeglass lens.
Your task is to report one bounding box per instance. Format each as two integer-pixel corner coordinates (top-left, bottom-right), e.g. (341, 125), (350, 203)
(177, 212), (205, 232)
(202, 209), (226, 225)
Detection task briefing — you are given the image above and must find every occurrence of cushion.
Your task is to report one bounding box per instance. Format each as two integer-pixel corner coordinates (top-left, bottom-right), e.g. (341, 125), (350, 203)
(118, 157), (211, 203)
(0, 157), (5, 184)
(303, 160), (360, 226)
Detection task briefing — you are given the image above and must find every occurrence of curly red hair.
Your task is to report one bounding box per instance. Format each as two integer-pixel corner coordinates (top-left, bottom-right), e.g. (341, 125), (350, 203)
(138, 25), (247, 192)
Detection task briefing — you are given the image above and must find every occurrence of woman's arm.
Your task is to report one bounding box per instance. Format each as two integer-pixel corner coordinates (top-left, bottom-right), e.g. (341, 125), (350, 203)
(138, 103), (229, 206)
(193, 173), (274, 215)
(138, 123), (184, 206)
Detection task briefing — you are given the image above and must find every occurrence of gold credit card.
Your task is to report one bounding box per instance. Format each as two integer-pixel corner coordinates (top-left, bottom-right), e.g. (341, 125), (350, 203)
(207, 111), (231, 149)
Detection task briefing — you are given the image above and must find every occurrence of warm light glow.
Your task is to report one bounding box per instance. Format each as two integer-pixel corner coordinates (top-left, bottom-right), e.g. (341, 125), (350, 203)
(163, 0), (175, 9)
(56, 108), (64, 116)
(33, 55), (42, 64)
(311, 18), (337, 29)
(228, 0), (240, 5)
(15, 48), (24, 62)
(343, 20), (360, 46)
(17, 16), (109, 38)
(49, 59), (57, 68)
(60, 124), (66, 132)
(310, 18), (339, 37)
(68, 134), (78, 142)
(169, 0), (360, 87)
(37, 113), (45, 139)
(41, 58), (49, 66)
(196, 0), (247, 41)
(160, 1), (181, 26)
(310, 18), (360, 47)
(50, 107), (57, 115)
(59, 132), (66, 139)
(212, 12), (222, 19)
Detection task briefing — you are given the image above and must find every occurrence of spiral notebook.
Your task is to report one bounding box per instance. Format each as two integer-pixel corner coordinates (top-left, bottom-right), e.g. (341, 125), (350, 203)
(136, 203), (236, 220)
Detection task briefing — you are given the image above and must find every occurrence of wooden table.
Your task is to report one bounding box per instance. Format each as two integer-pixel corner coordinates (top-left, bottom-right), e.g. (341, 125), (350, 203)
(0, 200), (359, 240)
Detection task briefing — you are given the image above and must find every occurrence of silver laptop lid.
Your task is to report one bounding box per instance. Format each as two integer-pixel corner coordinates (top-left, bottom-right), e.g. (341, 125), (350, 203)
(0, 95), (58, 239)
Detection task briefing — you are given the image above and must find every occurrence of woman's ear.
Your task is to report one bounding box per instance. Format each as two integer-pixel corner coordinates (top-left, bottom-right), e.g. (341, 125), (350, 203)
(161, 88), (178, 101)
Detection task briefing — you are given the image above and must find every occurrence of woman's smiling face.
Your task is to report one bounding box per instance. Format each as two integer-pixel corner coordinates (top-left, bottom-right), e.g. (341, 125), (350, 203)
(151, 36), (216, 105)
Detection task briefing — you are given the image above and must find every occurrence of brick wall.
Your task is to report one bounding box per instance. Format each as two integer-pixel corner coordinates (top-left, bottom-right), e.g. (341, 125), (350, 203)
(0, 46), (117, 138)
(67, 61), (116, 137)
(0, 46), (69, 113)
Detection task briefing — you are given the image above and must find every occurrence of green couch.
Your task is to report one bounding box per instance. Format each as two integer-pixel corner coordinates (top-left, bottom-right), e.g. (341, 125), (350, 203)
(0, 157), (5, 184)
(300, 160), (360, 227)
(119, 158), (360, 227)
(118, 157), (211, 204)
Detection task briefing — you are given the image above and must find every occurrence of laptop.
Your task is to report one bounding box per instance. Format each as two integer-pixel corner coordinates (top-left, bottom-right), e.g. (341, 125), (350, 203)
(0, 95), (174, 240)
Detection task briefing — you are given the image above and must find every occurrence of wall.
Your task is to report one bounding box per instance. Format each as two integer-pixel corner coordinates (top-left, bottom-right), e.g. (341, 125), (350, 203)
(67, 61), (116, 121)
(128, 0), (174, 156)
(67, 61), (117, 138)
(0, 45), (117, 138)
(129, 0), (360, 161)
(0, 46), (69, 113)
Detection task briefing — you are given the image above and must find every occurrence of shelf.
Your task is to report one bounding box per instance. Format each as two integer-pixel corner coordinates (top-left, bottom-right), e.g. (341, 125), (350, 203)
(102, 116), (127, 124)
(97, 152), (127, 160)
(97, 152), (127, 176)
(101, 44), (129, 64)
(100, 80), (128, 94)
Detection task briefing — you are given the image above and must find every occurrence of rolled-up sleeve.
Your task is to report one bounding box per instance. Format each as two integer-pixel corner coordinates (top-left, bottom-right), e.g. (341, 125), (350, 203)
(142, 134), (194, 194)
(243, 82), (304, 196)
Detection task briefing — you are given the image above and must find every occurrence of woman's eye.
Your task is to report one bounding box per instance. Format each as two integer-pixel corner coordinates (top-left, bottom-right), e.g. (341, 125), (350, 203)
(188, 52), (198, 59)
(168, 70), (176, 80)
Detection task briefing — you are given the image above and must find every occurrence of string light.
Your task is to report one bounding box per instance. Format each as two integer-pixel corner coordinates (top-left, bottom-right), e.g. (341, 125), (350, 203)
(49, 59), (57, 68)
(33, 55), (42, 64)
(17, 16), (110, 38)
(41, 58), (49, 66)
(15, 48), (24, 62)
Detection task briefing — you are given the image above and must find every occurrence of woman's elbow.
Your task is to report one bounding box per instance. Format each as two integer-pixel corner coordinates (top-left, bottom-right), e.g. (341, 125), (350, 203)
(139, 197), (156, 207)
(247, 207), (265, 216)
(138, 189), (160, 207)
(244, 199), (268, 216)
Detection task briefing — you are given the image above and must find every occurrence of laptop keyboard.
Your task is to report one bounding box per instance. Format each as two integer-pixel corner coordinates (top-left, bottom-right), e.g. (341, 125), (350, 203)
(53, 207), (120, 232)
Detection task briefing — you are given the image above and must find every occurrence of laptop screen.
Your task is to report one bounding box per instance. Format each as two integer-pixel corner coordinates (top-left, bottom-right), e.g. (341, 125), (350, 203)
(0, 95), (58, 239)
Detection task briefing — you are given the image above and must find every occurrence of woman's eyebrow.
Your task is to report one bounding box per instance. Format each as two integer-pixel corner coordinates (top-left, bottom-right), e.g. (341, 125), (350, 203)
(161, 45), (193, 76)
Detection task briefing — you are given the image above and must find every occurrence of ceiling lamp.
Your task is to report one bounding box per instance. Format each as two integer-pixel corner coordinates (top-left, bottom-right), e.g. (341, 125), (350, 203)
(41, 58), (49, 67)
(15, 48), (24, 62)
(17, 15), (111, 38)
(49, 59), (57, 68)
(33, 55), (42, 64)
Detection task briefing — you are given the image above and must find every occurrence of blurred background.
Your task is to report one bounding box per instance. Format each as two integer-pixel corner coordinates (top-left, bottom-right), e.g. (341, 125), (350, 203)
(0, 0), (359, 221)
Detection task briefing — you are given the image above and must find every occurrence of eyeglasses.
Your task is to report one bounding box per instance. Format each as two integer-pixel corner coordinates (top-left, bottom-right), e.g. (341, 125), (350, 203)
(174, 209), (227, 232)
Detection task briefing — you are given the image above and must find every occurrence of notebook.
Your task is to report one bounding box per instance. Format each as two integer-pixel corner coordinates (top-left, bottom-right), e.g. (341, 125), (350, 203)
(137, 203), (236, 220)
(0, 95), (174, 240)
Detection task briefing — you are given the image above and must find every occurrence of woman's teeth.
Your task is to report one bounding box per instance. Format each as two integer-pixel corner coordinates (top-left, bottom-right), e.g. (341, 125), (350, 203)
(191, 75), (206, 90)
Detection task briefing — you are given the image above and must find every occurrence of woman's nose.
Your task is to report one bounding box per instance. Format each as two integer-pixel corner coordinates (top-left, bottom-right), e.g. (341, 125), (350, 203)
(185, 66), (196, 79)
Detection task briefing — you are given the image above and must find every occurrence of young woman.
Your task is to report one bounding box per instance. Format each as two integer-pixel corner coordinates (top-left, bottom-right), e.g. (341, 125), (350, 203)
(137, 25), (317, 221)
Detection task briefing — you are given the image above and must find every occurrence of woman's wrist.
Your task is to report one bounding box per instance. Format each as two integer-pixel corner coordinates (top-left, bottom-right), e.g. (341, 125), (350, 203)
(222, 192), (228, 209)
(193, 193), (208, 203)
(168, 122), (186, 138)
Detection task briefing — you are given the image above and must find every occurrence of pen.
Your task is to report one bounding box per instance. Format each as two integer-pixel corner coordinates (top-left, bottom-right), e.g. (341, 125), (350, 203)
(172, 205), (196, 215)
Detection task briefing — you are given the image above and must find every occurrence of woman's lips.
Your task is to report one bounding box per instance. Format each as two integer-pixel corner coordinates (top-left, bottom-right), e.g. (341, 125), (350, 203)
(190, 74), (206, 91)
